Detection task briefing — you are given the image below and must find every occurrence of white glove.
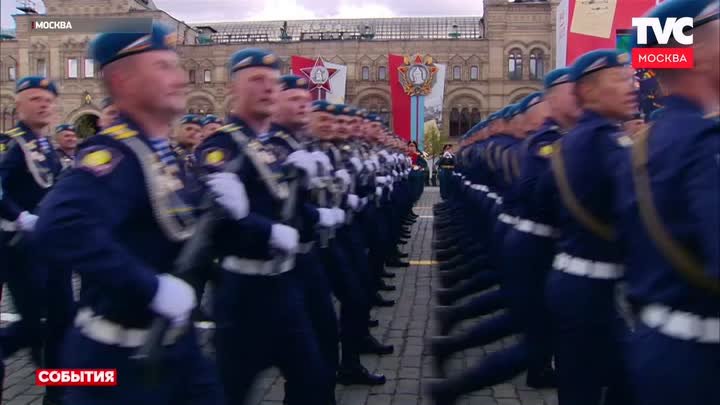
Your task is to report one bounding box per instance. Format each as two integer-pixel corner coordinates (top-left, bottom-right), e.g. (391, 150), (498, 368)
(310, 151), (333, 173)
(388, 183), (394, 193)
(335, 169), (351, 186)
(270, 224), (299, 253)
(376, 186), (383, 198)
(375, 176), (388, 185)
(206, 172), (250, 220)
(392, 170), (398, 177)
(16, 211), (38, 232)
(317, 208), (336, 227)
(347, 194), (359, 210)
(359, 197), (369, 209)
(349, 157), (363, 173)
(150, 274), (197, 326)
(286, 150), (317, 177)
(332, 208), (346, 224)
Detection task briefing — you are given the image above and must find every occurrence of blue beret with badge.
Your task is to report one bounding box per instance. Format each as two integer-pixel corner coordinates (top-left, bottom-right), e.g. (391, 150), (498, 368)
(544, 68), (574, 89)
(201, 114), (222, 126)
(101, 97), (114, 109)
(55, 124), (75, 134)
(179, 114), (202, 126)
(229, 48), (280, 73)
(15, 76), (58, 96)
(631, 0), (719, 48)
(89, 21), (177, 69)
(570, 49), (630, 81)
(279, 74), (309, 91)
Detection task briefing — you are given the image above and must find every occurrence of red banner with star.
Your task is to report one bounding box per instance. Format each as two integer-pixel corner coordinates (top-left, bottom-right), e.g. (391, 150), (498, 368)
(291, 56), (347, 103)
(388, 54), (411, 141)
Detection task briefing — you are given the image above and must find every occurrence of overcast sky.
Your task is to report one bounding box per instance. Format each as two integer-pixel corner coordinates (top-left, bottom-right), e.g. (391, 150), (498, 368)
(1, 0), (484, 29)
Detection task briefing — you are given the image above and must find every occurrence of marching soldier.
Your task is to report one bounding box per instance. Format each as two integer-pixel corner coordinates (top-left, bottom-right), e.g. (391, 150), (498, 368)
(542, 49), (636, 405)
(0, 76), (63, 374)
(617, 1), (719, 404)
(194, 48), (330, 404)
(436, 144), (455, 199)
(34, 22), (233, 404)
(54, 124), (78, 171)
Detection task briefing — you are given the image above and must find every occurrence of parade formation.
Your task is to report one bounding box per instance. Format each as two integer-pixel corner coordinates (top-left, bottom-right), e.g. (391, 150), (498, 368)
(0, 0), (718, 404)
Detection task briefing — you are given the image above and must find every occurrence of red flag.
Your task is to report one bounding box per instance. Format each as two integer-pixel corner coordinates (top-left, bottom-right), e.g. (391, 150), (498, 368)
(388, 54), (411, 141)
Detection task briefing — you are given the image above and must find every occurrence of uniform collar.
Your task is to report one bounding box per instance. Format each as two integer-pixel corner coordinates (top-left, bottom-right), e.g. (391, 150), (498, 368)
(227, 115), (258, 138)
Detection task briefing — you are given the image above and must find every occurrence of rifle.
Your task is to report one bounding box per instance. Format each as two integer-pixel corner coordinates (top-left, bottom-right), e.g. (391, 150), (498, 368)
(132, 155), (244, 384)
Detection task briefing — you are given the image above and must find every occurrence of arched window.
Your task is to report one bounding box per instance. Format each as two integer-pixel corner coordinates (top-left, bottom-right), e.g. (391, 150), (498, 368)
(453, 65), (461, 80)
(508, 48), (523, 80)
(361, 66), (370, 81)
(470, 65), (479, 80)
(188, 69), (196, 83)
(449, 108), (461, 138)
(529, 49), (545, 80)
(204, 69), (212, 83)
(377, 66), (387, 81)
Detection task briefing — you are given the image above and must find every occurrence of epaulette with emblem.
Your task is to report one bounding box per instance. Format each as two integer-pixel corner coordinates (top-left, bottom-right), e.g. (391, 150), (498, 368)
(77, 145), (123, 177)
(100, 124), (138, 140)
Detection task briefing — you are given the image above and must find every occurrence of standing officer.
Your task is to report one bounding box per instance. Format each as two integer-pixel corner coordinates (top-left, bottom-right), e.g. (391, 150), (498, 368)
(543, 49), (636, 405)
(0, 76), (63, 368)
(34, 22), (232, 404)
(618, 1), (719, 404)
(195, 48), (330, 405)
(54, 124), (78, 170)
(436, 144), (455, 199)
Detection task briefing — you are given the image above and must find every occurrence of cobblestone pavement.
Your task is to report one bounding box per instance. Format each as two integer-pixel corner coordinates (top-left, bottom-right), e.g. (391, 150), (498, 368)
(1, 187), (558, 405)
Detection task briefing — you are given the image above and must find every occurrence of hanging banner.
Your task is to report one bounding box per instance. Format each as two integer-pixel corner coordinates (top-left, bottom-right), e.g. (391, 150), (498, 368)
(388, 54), (411, 141)
(424, 63), (446, 127)
(291, 56), (347, 103)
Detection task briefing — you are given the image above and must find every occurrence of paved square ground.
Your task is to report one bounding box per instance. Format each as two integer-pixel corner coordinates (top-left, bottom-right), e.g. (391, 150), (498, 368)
(1, 187), (558, 405)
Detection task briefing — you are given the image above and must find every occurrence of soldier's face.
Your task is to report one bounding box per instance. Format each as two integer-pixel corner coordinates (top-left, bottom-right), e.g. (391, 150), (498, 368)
(99, 104), (120, 128)
(202, 123), (221, 140)
(587, 67), (638, 120)
(275, 89), (311, 129)
(131, 51), (188, 116)
(335, 116), (352, 139)
(177, 123), (201, 146)
(56, 130), (78, 149)
(230, 67), (280, 119)
(309, 112), (335, 139)
(16, 89), (56, 127)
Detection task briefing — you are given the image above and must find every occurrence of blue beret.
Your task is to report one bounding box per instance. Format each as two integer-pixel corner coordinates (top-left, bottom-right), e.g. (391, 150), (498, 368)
(201, 114), (222, 126)
(503, 104), (519, 119)
(355, 108), (368, 118)
(570, 49), (630, 81)
(101, 97), (114, 109)
(89, 22), (177, 68)
(632, 0), (719, 48)
(55, 124), (75, 134)
(15, 76), (58, 96)
(311, 100), (335, 113)
(544, 68), (573, 89)
(229, 48), (280, 73)
(366, 113), (384, 123)
(336, 104), (357, 116)
(279, 74), (309, 91)
(179, 114), (202, 126)
(519, 92), (544, 111)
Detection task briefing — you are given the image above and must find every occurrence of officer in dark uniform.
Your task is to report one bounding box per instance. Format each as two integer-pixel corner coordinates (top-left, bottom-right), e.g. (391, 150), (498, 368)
(195, 48), (330, 405)
(542, 49), (636, 405)
(0, 76), (63, 374)
(173, 114), (202, 159)
(54, 124), (78, 171)
(617, 2), (719, 404)
(34, 22), (228, 405)
(436, 144), (455, 199)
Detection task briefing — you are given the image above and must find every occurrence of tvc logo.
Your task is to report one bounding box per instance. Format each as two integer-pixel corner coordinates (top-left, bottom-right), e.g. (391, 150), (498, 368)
(630, 17), (694, 69)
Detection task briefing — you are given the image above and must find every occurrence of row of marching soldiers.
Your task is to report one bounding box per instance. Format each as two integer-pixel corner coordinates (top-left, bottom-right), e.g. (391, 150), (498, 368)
(0, 21), (425, 405)
(427, 1), (719, 405)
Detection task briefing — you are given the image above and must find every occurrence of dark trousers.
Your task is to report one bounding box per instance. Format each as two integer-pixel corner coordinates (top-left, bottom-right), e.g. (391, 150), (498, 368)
(213, 271), (329, 405)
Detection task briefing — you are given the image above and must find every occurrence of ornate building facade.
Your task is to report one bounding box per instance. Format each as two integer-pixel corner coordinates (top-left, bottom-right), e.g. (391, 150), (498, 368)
(0, 0), (559, 140)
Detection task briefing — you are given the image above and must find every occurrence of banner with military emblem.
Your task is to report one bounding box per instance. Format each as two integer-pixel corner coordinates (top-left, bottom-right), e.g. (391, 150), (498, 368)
(389, 54), (446, 150)
(291, 56), (347, 103)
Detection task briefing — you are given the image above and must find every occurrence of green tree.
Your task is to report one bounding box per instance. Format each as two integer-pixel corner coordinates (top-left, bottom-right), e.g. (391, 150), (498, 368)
(423, 119), (448, 161)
